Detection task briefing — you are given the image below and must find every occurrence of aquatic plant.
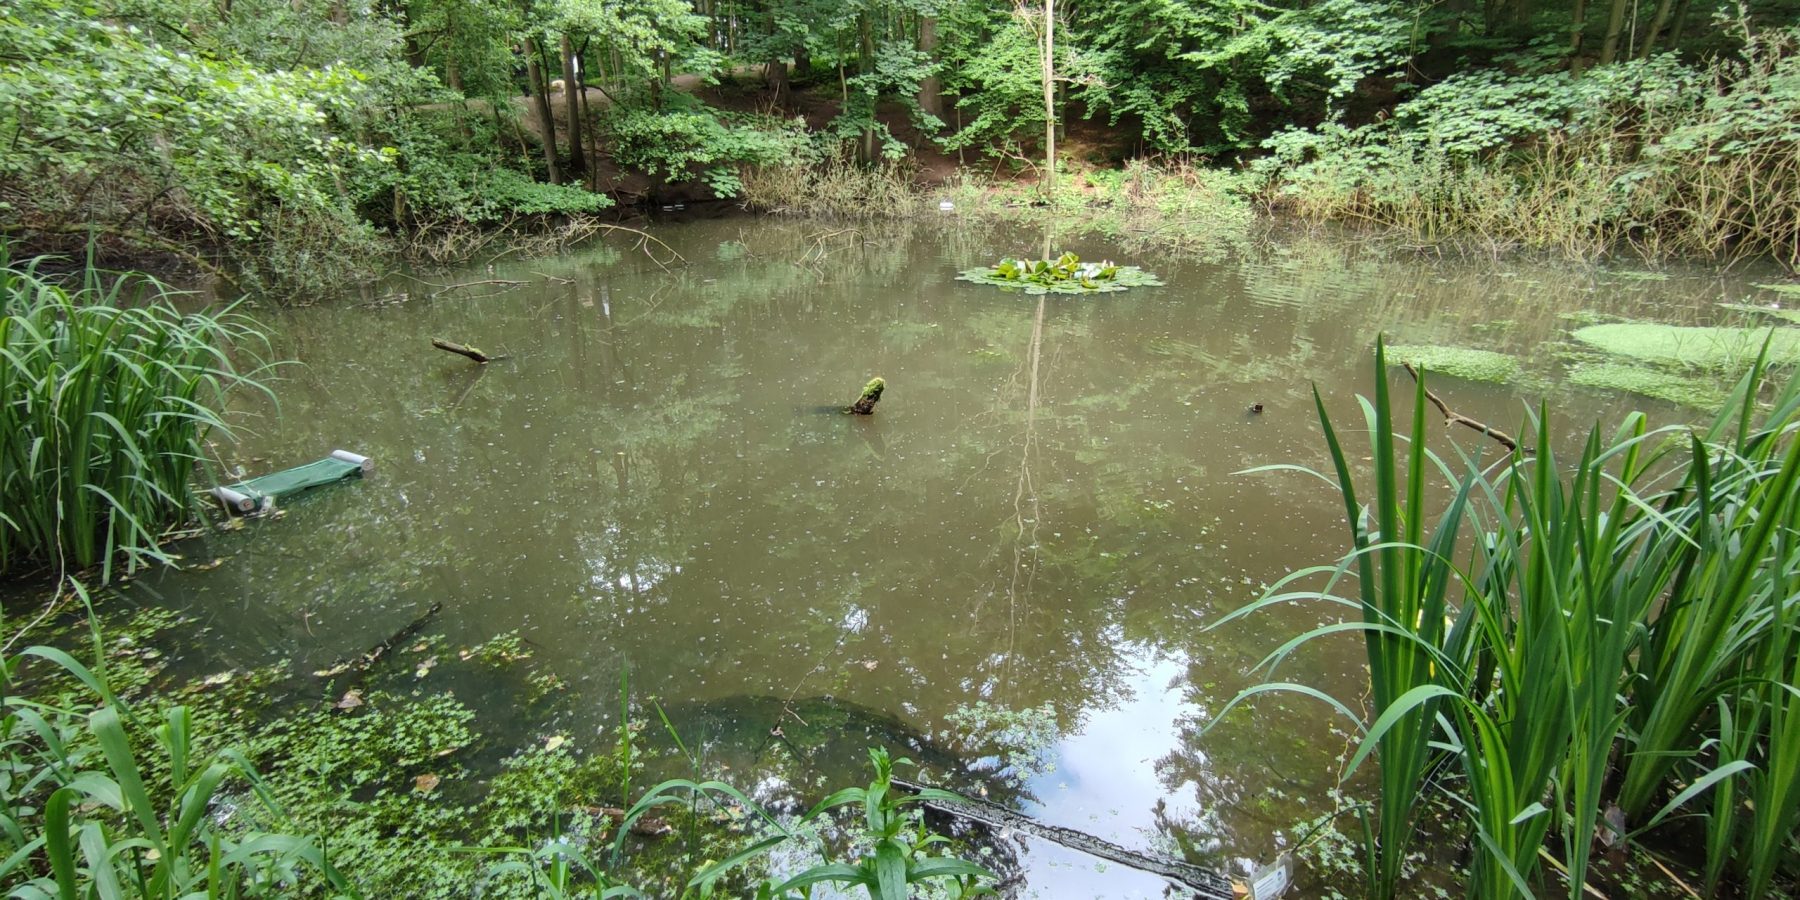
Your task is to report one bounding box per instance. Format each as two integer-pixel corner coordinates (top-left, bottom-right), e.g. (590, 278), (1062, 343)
(1384, 344), (1518, 383)
(1, 583), (356, 898)
(958, 252), (1162, 295)
(1220, 340), (1800, 898)
(0, 246), (271, 581)
(1567, 360), (1726, 408)
(1572, 323), (1800, 369)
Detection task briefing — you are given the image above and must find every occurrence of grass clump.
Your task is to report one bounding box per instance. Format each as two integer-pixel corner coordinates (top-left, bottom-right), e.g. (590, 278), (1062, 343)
(0, 247), (270, 581)
(740, 156), (925, 218)
(1571, 323), (1800, 368)
(1220, 341), (1800, 898)
(1384, 344), (1519, 383)
(1568, 361), (1728, 408)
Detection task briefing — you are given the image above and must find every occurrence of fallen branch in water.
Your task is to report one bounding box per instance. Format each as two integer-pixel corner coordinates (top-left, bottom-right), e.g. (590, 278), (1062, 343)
(432, 338), (506, 363)
(430, 278), (527, 298)
(313, 601), (446, 680)
(1402, 363), (1519, 452)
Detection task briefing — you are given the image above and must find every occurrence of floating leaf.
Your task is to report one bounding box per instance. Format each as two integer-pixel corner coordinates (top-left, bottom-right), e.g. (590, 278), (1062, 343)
(335, 690), (364, 710)
(544, 734), (567, 752)
(414, 656), (437, 678)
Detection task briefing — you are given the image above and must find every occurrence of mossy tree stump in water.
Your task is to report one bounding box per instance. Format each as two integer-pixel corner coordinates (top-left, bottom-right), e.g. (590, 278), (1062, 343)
(848, 376), (885, 414)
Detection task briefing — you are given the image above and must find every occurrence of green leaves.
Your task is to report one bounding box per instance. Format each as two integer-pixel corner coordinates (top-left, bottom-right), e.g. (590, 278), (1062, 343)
(958, 252), (1163, 295)
(7, 632), (352, 899)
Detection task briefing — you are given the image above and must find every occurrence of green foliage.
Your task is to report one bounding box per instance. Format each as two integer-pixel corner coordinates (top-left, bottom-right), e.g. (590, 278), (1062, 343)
(756, 748), (996, 899)
(1, 586), (354, 898)
(1384, 344), (1520, 383)
(1255, 29), (1800, 267)
(1220, 342), (1800, 898)
(0, 248), (269, 581)
(958, 252), (1162, 294)
(0, 0), (388, 290)
(601, 102), (811, 198)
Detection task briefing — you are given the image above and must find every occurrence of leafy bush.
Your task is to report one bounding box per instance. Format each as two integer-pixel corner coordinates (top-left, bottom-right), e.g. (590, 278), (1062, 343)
(0, 0), (383, 285)
(601, 102), (812, 198)
(1254, 30), (1800, 267)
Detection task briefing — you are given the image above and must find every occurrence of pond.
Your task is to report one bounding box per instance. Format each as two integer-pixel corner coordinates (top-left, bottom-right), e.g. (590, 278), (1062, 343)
(98, 216), (1769, 894)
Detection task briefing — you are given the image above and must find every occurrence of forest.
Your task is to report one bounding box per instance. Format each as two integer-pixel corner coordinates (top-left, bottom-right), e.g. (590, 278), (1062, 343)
(3, 0), (1798, 291)
(5, 0), (1800, 897)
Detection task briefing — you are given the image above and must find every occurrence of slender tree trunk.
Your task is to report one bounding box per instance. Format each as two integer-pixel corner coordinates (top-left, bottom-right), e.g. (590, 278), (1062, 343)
(918, 14), (942, 121)
(1041, 0), (1056, 195)
(580, 72), (600, 190)
(560, 35), (586, 176)
(1638, 0), (1674, 56)
(524, 39), (562, 184)
(1598, 0), (1630, 64)
(1569, 0), (1589, 72)
(1665, 0), (1692, 47)
(794, 45), (811, 82)
(859, 10), (875, 162)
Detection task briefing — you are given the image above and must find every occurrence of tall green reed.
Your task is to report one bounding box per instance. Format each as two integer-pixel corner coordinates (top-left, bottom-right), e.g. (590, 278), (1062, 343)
(1220, 340), (1800, 898)
(0, 244), (271, 582)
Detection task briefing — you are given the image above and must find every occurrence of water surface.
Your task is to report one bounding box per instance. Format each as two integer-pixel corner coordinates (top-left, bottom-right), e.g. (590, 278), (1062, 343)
(108, 217), (1757, 894)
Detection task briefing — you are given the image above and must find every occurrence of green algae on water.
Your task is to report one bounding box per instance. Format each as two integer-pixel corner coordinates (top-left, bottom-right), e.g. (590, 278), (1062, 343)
(1571, 324), (1800, 368)
(1718, 303), (1800, 325)
(1568, 362), (1726, 409)
(1385, 344), (1519, 383)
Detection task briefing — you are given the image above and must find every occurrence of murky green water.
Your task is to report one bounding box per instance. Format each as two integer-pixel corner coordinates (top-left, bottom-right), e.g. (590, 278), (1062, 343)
(94, 217), (1768, 894)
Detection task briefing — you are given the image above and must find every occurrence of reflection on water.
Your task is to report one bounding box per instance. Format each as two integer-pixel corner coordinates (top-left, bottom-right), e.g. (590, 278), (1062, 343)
(95, 218), (1755, 893)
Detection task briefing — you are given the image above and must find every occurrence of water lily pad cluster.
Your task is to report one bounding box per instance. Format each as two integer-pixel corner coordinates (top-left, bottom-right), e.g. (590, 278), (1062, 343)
(958, 252), (1162, 295)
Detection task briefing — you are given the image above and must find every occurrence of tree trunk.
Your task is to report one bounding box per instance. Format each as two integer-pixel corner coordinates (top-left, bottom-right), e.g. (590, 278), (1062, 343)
(794, 45), (811, 82)
(1569, 0), (1589, 72)
(1598, 0), (1630, 64)
(524, 40), (562, 184)
(859, 11), (875, 162)
(1041, 0), (1056, 196)
(917, 15), (943, 121)
(1638, 0), (1674, 57)
(1665, 0), (1693, 47)
(580, 72), (600, 190)
(560, 35), (586, 176)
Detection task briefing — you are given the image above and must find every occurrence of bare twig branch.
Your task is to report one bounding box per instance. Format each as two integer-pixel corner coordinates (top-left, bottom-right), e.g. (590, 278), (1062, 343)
(1401, 363), (1520, 452)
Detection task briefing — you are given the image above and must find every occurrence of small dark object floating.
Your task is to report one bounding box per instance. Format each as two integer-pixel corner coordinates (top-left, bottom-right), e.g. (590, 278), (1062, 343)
(1249, 403), (1264, 414)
